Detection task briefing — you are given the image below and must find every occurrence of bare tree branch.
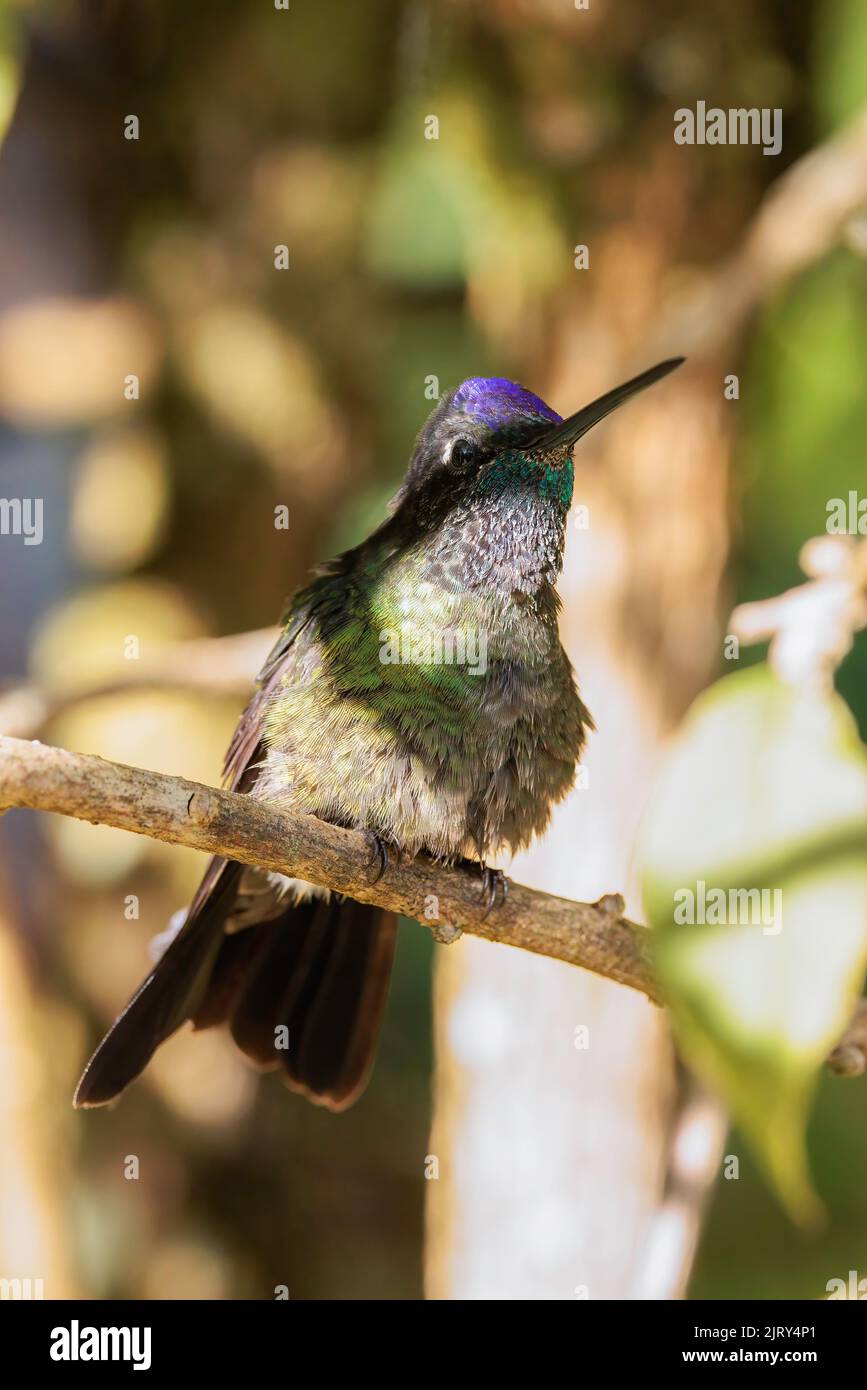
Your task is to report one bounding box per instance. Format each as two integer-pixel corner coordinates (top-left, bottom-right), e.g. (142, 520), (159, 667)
(0, 734), (657, 997)
(1, 734), (864, 1074)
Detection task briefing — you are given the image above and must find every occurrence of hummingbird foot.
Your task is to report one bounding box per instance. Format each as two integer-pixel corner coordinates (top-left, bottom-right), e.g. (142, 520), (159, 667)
(479, 863), (509, 920)
(362, 831), (390, 884)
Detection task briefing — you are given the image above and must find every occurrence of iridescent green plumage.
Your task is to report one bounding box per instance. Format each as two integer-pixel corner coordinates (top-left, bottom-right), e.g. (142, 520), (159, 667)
(256, 438), (588, 860)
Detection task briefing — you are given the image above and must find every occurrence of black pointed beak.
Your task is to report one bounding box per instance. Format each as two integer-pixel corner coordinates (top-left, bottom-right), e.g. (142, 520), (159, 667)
(533, 357), (685, 453)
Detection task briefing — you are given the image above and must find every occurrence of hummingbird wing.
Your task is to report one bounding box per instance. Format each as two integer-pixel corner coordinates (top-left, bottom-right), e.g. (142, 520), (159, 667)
(73, 582), (329, 1108)
(74, 545), (398, 1110)
(207, 563), (397, 1108)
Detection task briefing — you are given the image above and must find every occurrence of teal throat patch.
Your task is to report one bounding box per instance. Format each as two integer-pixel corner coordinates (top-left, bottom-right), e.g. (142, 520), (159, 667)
(481, 450), (574, 510)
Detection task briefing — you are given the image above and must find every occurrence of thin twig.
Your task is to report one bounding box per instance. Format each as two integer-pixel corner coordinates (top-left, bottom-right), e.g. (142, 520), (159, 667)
(630, 1076), (728, 1300)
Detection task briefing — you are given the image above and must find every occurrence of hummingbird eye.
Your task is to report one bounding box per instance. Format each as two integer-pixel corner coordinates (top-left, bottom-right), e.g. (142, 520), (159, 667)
(448, 436), (478, 468)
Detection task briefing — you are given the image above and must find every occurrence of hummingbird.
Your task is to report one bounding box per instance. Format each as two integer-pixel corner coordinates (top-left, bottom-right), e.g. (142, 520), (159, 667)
(74, 357), (683, 1112)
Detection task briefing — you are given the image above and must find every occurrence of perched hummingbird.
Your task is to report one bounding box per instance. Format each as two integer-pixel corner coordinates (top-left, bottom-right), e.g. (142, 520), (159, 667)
(74, 358), (683, 1112)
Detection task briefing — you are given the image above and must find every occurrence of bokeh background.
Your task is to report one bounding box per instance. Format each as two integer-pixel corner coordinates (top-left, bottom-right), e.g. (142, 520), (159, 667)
(0, 0), (866, 1299)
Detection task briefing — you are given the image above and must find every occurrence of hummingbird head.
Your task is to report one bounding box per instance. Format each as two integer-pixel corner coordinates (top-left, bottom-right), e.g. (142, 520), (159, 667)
(394, 358), (684, 524)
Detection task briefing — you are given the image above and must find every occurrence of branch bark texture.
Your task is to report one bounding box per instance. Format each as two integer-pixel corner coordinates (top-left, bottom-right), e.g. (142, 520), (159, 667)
(0, 735), (657, 1000)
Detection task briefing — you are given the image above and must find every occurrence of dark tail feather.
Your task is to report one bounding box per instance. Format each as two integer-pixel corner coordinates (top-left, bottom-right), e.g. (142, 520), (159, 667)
(194, 896), (397, 1111)
(73, 860), (242, 1108)
(286, 899), (396, 1109)
(75, 873), (397, 1113)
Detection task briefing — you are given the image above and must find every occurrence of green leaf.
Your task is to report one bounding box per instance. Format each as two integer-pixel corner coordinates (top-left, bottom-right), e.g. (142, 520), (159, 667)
(637, 665), (867, 1221)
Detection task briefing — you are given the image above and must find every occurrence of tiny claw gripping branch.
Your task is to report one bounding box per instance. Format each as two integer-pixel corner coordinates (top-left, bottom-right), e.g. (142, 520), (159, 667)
(363, 830), (390, 884)
(480, 864), (509, 920)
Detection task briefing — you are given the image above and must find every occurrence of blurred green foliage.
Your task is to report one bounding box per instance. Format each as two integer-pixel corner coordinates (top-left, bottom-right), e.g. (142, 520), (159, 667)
(699, 0), (867, 1295)
(639, 667), (867, 1221)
